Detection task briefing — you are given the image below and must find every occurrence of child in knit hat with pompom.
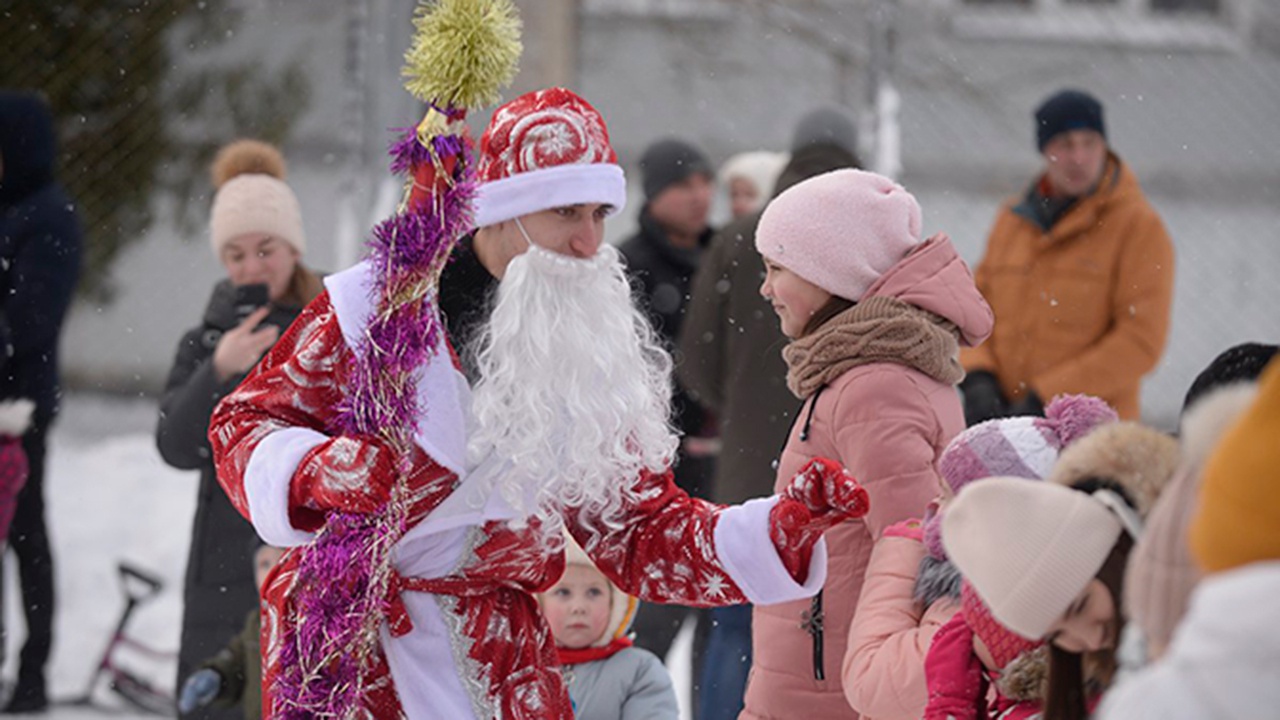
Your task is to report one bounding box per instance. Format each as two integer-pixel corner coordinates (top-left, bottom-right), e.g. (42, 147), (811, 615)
(539, 536), (678, 720)
(843, 394), (1116, 720)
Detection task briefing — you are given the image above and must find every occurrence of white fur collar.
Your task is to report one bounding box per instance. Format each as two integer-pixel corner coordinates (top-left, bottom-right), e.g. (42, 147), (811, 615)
(323, 261), (472, 477)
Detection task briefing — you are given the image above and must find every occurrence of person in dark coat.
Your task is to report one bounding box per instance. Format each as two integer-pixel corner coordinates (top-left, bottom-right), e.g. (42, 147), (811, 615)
(0, 90), (83, 714)
(177, 544), (284, 720)
(617, 137), (718, 711)
(676, 108), (861, 720)
(156, 140), (322, 720)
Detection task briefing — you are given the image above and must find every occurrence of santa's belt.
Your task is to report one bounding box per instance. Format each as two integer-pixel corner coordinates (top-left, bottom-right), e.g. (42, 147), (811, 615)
(385, 570), (509, 637)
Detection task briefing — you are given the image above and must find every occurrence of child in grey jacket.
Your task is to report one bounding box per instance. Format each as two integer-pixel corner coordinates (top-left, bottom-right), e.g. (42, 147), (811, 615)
(541, 536), (679, 720)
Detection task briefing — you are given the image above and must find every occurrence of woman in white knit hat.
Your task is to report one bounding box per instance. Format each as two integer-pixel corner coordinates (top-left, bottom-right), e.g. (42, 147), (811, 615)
(155, 139), (322, 719)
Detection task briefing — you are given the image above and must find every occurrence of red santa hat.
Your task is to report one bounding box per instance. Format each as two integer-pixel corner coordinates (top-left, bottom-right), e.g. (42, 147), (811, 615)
(473, 87), (627, 229)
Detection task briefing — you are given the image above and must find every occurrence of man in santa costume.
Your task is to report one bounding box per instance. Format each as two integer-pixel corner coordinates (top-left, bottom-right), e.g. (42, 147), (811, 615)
(209, 87), (869, 719)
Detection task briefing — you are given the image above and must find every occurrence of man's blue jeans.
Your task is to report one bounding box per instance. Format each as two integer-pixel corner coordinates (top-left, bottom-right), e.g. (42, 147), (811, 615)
(698, 603), (752, 720)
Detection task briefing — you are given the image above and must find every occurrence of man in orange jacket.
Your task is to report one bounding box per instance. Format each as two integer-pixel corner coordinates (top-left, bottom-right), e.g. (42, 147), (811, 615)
(960, 89), (1175, 422)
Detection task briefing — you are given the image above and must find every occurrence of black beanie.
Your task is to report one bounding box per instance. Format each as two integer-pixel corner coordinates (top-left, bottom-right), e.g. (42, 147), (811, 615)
(1034, 89), (1106, 151)
(1183, 342), (1280, 415)
(639, 138), (712, 202)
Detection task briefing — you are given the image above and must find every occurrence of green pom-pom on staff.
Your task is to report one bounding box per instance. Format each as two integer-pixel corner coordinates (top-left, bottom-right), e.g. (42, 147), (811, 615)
(402, 0), (522, 110)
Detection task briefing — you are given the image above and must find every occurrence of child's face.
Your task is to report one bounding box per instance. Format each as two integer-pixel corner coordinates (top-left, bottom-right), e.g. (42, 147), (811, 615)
(1046, 578), (1116, 653)
(759, 258), (834, 339)
(254, 545), (285, 591)
(542, 564), (613, 650)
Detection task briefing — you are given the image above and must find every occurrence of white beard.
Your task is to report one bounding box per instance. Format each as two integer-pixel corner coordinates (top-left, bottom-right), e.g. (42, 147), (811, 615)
(466, 242), (678, 542)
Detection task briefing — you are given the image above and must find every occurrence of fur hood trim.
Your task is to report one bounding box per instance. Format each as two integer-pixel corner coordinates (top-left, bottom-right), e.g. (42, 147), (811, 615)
(1047, 421), (1179, 517)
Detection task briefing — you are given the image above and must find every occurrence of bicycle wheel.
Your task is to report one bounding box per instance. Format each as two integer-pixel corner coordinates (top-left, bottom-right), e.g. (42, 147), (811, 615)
(110, 671), (175, 716)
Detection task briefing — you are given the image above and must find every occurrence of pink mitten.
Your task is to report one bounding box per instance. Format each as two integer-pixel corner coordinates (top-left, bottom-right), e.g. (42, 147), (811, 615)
(924, 612), (990, 720)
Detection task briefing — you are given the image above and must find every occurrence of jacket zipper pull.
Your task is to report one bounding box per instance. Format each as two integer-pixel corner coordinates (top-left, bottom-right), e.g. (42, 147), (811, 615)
(799, 590), (825, 680)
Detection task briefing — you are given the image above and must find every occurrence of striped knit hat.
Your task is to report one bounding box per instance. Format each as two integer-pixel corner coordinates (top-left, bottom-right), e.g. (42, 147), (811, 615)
(924, 394), (1117, 561)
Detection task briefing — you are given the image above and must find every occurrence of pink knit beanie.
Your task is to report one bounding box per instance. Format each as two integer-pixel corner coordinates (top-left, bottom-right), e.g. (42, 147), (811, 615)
(924, 394), (1118, 560)
(209, 139), (306, 256)
(755, 169), (922, 301)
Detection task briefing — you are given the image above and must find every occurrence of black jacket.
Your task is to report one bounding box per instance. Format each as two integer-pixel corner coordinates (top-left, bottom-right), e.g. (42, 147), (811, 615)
(619, 213), (715, 437)
(0, 92), (82, 427)
(156, 279), (303, 704)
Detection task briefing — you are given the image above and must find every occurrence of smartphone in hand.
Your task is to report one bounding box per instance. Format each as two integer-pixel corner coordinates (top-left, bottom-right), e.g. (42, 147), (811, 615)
(232, 283), (270, 323)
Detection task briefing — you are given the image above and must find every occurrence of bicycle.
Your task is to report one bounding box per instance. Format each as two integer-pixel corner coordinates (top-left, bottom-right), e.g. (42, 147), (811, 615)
(62, 562), (177, 715)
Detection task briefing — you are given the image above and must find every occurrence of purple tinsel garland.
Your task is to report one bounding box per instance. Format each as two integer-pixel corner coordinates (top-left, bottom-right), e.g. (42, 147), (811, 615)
(273, 123), (476, 719)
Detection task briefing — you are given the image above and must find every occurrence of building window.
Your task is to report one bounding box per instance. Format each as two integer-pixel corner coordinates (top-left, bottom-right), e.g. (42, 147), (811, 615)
(952, 0), (1245, 50)
(1151, 0), (1221, 12)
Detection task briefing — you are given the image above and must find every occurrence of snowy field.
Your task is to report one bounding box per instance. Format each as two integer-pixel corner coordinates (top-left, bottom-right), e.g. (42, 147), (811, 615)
(0, 392), (699, 720)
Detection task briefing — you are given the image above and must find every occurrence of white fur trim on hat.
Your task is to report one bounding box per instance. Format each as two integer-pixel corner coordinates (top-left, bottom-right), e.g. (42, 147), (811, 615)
(210, 174), (306, 256)
(942, 477), (1123, 640)
(473, 163), (627, 229)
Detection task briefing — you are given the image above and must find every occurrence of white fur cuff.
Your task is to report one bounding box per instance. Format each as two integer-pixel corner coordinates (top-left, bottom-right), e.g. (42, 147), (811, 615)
(243, 427), (326, 547)
(714, 497), (828, 606)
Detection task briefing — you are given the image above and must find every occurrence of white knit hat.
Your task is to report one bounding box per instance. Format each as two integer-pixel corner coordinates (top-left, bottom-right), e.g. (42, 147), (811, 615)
(718, 150), (788, 209)
(208, 140), (305, 256)
(941, 477), (1124, 640)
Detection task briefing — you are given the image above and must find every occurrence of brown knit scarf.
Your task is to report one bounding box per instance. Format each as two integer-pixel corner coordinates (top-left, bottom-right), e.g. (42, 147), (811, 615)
(783, 296), (964, 399)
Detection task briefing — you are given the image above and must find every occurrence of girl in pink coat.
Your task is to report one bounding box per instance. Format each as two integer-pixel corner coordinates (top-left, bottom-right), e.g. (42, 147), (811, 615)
(744, 169), (994, 719)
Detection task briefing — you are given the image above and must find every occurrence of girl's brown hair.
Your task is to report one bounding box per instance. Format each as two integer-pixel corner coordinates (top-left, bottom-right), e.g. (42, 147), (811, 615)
(800, 295), (856, 337)
(1043, 531), (1134, 720)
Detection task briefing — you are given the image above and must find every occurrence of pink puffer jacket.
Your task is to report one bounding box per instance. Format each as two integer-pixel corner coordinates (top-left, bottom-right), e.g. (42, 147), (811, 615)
(843, 532), (960, 720)
(740, 236), (993, 719)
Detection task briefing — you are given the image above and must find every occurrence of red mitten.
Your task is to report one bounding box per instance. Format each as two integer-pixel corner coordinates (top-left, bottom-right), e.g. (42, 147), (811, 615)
(923, 612), (990, 720)
(781, 456), (870, 524)
(288, 435), (399, 529)
(769, 457), (870, 581)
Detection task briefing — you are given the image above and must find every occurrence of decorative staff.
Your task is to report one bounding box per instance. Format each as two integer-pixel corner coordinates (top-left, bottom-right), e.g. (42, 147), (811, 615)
(273, 2), (521, 716)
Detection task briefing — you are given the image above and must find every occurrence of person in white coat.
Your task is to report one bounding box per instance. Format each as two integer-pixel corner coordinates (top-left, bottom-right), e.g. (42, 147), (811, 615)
(1098, 357), (1280, 720)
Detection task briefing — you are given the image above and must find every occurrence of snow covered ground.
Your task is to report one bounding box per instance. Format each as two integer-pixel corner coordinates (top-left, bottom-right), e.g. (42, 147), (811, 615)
(1, 392), (699, 719)
(2, 394), (192, 719)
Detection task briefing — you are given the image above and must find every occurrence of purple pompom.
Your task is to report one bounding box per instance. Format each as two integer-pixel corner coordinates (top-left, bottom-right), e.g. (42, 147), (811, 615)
(1044, 393), (1118, 447)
